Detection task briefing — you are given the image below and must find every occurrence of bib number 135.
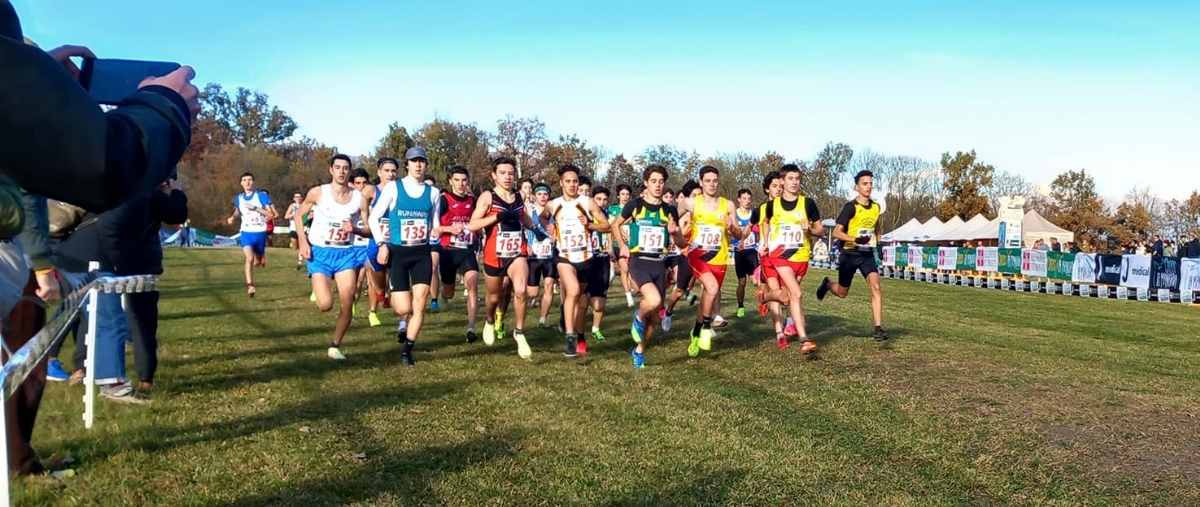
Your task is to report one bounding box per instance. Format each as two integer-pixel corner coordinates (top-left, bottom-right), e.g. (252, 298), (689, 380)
(401, 219), (427, 245)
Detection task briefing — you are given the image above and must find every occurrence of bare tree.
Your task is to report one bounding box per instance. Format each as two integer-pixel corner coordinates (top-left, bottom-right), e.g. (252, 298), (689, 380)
(987, 171), (1035, 219)
(493, 115), (548, 179)
(1125, 186), (1165, 234)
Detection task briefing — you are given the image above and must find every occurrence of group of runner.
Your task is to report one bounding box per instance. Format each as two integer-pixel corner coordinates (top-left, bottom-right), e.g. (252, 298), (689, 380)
(226, 148), (891, 369)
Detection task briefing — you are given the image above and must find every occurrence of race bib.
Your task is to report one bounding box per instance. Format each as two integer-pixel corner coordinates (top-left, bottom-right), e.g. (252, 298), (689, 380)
(496, 231), (523, 258)
(639, 225), (666, 253)
(323, 221), (352, 247)
(399, 219), (428, 246)
(559, 223), (588, 252)
(245, 212), (264, 227)
(742, 231), (757, 249)
(857, 228), (876, 248)
(774, 224), (805, 249)
(531, 239), (553, 258)
(449, 222), (475, 249)
(379, 218), (390, 242)
(696, 224), (722, 250)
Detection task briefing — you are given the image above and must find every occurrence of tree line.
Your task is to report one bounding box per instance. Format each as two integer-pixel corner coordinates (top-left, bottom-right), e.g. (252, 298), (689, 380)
(178, 84), (1200, 252)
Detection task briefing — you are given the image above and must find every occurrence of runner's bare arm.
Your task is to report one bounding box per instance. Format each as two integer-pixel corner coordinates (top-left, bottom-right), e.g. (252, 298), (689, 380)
(467, 192), (495, 232)
(587, 201), (611, 233)
(295, 186), (322, 248)
(832, 223), (856, 243)
(669, 215), (688, 248)
(356, 188), (374, 238)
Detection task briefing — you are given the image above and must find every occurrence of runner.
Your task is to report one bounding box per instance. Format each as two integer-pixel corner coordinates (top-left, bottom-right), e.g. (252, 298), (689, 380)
(753, 171), (791, 336)
(368, 147), (440, 366)
(733, 188), (759, 318)
(748, 164), (823, 353)
(226, 172), (277, 297)
(350, 168), (374, 312)
(468, 156), (546, 358)
(815, 170), (890, 341)
(609, 183), (633, 295)
(674, 166), (739, 356)
(424, 173), (443, 312)
(435, 165), (482, 343)
(538, 165), (611, 357)
(586, 186), (614, 343)
(662, 180), (701, 331)
(293, 154), (364, 360)
(525, 182), (557, 327)
(519, 177), (535, 203)
(577, 175), (592, 198)
(283, 190), (306, 270)
(359, 158), (398, 327)
(612, 165), (686, 369)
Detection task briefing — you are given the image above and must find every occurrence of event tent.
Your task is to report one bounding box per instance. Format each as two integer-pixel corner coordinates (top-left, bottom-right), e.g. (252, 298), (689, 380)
(881, 218), (921, 242)
(1020, 210), (1074, 245)
(931, 214), (990, 242)
(881, 211), (1074, 245)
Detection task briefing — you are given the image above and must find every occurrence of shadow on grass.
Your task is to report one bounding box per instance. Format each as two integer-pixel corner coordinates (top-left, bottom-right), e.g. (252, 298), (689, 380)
(56, 379), (471, 466)
(211, 430), (528, 507)
(158, 307), (276, 322)
(600, 468), (748, 507)
(169, 345), (406, 394)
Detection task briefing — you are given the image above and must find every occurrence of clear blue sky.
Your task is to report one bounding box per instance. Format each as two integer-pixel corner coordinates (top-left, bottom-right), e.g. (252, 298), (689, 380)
(14, 0), (1200, 200)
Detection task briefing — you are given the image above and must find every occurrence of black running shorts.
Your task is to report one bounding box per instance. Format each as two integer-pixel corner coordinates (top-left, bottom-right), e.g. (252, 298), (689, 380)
(838, 251), (879, 288)
(484, 257), (518, 278)
(586, 256), (612, 298)
(527, 258), (557, 286)
(388, 244), (433, 292)
(438, 247), (479, 284)
(629, 256), (667, 298)
(675, 256), (694, 291)
(734, 249), (759, 279)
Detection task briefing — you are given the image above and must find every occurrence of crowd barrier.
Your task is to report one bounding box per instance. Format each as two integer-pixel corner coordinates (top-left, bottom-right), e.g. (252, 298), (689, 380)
(0, 264), (159, 504)
(813, 246), (1199, 304)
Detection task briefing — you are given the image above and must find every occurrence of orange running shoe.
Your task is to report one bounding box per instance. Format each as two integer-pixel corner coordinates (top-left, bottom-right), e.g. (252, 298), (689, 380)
(800, 340), (818, 355)
(776, 333), (788, 349)
(577, 337), (588, 355)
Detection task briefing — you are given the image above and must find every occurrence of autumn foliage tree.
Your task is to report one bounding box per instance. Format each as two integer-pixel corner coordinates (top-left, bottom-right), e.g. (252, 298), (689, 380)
(936, 150), (994, 221)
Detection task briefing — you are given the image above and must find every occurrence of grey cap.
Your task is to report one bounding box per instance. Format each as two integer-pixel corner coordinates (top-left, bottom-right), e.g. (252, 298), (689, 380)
(405, 146), (428, 160)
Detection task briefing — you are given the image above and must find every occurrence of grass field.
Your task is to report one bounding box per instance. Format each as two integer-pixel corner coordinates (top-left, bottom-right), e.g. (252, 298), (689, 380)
(13, 247), (1200, 506)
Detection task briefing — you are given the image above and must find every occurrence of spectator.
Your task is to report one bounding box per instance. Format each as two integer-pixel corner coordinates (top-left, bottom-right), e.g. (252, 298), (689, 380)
(1050, 237), (1061, 252)
(1164, 240), (1176, 258)
(1188, 233), (1200, 258)
(1152, 235), (1164, 257)
(2, 5), (198, 476)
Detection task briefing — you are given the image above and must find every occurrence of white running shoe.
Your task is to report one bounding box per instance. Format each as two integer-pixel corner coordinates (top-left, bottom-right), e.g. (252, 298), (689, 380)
(662, 314), (673, 332)
(625, 292), (635, 308)
(483, 322), (496, 346)
(327, 347), (346, 360)
(514, 331), (532, 359)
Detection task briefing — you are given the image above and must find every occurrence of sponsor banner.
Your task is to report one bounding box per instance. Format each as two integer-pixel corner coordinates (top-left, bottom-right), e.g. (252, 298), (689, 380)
(922, 247), (939, 270)
(1021, 249), (1048, 278)
(975, 247), (999, 272)
(956, 248), (976, 271)
(1119, 254), (1151, 289)
(1096, 255), (1123, 286)
(937, 247), (957, 271)
(1181, 258), (1200, 295)
(1046, 252), (1074, 281)
(896, 245), (908, 268)
(1072, 253), (1098, 284)
(1150, 256), (1180, 290)
(907, 247), (923, 270)
(997, 196), (1025, 248)
(882, 246), (896, 267)
(998, 248), (1022, 274)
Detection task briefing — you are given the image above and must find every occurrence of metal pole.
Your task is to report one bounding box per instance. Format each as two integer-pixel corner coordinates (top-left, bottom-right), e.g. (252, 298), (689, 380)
(83, 262), (100, 430)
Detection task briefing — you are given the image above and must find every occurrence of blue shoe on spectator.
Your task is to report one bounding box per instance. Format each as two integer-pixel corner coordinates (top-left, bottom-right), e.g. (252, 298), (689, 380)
(47, 358), (69, 382)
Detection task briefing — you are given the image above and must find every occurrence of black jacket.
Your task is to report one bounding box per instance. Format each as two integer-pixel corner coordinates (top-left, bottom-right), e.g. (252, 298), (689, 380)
(1189, 240), (1200, 258)
(55, 190), (187, 275)
(2, 0), (192, 237)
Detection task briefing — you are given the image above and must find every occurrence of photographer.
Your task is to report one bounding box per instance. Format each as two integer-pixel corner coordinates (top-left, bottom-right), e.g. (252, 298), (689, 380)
(2, 1), (198, 476)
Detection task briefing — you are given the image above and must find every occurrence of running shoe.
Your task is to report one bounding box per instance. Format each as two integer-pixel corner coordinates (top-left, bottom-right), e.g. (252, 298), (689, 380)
(688, 330), (701, 357)
(327, 347), (346, 360)
(430, 300), (440, 313)
(466, 330), (478, 344)
(736, 307), (746, 318)
(495, 311), (505, 340)
(593, 330), (607, 342)
(625, 292), (635, 308)
(631, 347), (645, 369)
(784, 322), (798, 338)
(816, 277), (830, 301)
(630, 314), (647, 344)
(661, 313), (673, 332)
(777, 333), (789, 349)
(309, 291), (317, 303)
(47, 358), (69, 382)
(368, 311), (381, 327)
(296, 261), (302, 271)
(874, 327), (890, 342)
(248, 284), (256, 298)
(698, 328), (714, 351)
(514, 331), (532, 359)
(688, 293), (698, 306)
(401, 351), (415, 366)
(564, 334), (578, 357)
(712, 315), (729, 329)
(800, 339), (818, 355)
(577, 336), (588, 355)
(483, 322), (496, 346)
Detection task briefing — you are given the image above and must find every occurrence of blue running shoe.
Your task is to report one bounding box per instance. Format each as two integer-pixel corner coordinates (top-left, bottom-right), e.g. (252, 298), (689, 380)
(630, 313), (646, 344)
(631, 347), (645, 370)
(47, 358), (69, 382)
(430, 300), (440, 312)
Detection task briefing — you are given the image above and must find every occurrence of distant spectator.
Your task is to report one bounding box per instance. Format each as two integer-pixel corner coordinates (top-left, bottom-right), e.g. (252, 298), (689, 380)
(1164, 240), (1176, 258)
(1050, 237), (1061, 252)
(1152, 235), (1164, 257)
(1067, 241), (1079, 253)
(1035, 239), (1049, 251)
(1188, 233), (1200, 258)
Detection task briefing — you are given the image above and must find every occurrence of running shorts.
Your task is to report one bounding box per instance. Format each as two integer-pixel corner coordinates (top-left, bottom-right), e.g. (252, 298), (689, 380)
(308, 246), (359, 278)
(838, 251), (878, 288)
(438, 247), (479, 284)
(387, 244), (433, 291)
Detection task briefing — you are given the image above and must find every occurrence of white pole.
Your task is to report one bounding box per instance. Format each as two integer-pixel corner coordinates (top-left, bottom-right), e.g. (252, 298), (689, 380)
(1, 380), (9, 506)
(83, 262), (100, 429)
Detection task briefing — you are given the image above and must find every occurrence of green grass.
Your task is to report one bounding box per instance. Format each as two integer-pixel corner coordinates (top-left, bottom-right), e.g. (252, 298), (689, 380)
(15, 248), (1200, 506)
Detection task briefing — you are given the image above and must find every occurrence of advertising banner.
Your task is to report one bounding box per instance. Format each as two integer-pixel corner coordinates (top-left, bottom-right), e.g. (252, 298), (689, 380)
(1096, 255), (1123, 286)
(975, 247), (999, 272)
(1072, 253), (1098, 284)
(1118, 254), (1151, 289)
(937, 247), (957, 271)
(1021, 249), (1048, 278)
(1150, 256), (1180, 290)
(998, 248), (1022, 275)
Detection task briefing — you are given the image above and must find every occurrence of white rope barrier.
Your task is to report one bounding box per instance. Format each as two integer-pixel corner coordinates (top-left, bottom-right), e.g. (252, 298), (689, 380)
(0, 262), (159, 504)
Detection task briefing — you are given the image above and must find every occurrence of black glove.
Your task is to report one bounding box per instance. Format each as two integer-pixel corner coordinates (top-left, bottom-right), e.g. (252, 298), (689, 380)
(532, 228), (549, 241)
(855, 236), (872, 246)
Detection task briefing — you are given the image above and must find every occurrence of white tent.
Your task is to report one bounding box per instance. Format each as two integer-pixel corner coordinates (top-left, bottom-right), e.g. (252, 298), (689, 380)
(1021, 210), (1074, 246)
(928, 216), (964, 241)
(906, 217), (944, 242)
(934, 214), (992, 241)
(882, 218), (921, 242)
(957, 217), (1000, 241)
